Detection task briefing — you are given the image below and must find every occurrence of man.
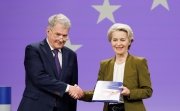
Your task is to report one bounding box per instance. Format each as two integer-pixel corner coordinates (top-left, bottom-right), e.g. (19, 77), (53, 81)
(18, 13), (83, 111)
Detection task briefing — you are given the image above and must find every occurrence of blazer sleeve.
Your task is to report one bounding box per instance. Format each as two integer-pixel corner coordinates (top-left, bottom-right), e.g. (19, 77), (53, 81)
(24, 45), (67, 97)
(128, 58), (153, 100)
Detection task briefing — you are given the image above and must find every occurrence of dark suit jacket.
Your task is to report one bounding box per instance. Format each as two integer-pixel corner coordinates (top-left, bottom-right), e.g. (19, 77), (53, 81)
(18, 39), (78, 111)
(82, 54), (153, 111)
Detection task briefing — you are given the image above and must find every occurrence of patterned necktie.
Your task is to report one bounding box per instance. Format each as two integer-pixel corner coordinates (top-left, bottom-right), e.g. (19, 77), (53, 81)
(53, 49), (61, 77)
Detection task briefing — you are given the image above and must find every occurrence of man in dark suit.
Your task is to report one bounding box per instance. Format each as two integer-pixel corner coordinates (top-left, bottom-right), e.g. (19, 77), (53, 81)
(18, 13), (83, 111)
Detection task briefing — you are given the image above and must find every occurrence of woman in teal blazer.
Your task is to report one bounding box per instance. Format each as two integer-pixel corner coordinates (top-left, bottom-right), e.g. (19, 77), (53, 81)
(81, 23), (153, 111)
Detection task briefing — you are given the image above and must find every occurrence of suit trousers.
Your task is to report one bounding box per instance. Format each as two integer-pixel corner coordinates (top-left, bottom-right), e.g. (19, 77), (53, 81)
(53, 107), (58, 111)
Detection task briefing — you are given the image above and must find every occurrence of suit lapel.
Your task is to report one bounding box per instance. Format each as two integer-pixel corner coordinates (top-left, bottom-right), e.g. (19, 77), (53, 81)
(108, 58), (115, 81)
(123, 54), (131, 85)
(108, 55), (131, 83)
(60, 47), (68, 80)
(40, 39), (59, 79)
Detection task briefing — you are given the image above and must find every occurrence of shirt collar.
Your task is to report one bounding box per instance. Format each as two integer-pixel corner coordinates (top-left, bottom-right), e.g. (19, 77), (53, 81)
(46, 38), (61, 52)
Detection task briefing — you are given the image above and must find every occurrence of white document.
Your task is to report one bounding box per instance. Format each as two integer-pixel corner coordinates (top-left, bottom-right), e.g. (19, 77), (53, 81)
(92, 81), (123, 103)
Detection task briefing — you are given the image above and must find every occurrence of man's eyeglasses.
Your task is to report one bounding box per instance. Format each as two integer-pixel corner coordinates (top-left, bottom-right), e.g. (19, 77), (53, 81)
(50, 29), (68, 41)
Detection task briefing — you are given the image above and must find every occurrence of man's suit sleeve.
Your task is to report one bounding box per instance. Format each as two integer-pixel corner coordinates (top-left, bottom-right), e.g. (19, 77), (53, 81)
(24, 45), (67, 97)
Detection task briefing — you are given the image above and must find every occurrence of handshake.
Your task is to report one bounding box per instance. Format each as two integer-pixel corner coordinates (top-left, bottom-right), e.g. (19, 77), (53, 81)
(68, 84), (84, 99)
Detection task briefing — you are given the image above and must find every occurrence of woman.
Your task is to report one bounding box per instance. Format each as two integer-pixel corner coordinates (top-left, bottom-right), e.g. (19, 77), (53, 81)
(81, 23), (153, 111)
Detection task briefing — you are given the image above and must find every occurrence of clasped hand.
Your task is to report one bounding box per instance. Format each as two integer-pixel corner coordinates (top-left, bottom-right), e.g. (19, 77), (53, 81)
(68, 84), (84, 99)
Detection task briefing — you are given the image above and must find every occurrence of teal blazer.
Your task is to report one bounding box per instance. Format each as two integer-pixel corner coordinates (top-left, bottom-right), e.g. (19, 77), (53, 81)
(82, 54), (153, 111)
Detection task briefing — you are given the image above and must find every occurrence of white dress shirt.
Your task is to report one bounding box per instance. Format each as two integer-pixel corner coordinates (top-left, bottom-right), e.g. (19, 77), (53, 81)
(46, 38), (69, 92)
(113, 62), (125, 103)
(113, 62), (125, 83)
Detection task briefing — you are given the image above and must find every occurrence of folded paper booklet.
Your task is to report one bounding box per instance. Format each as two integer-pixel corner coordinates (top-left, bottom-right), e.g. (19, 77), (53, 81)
(92, 81), (123, 103)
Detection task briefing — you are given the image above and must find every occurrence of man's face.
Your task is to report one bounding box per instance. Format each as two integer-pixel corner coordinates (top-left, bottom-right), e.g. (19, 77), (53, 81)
(47, 23), (69, 49)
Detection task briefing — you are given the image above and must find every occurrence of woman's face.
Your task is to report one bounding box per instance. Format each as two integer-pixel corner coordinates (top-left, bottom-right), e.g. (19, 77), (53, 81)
(111, 30), (131, 55)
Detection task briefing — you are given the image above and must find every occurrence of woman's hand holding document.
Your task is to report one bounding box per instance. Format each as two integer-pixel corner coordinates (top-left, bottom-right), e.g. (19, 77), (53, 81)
(92, 81), (123, 103)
